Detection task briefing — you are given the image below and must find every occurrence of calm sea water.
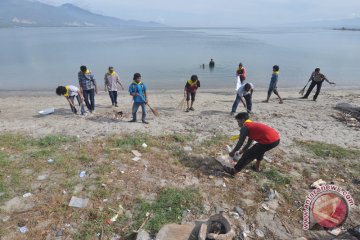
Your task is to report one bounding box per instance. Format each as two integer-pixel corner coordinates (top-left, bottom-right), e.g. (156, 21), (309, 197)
(0, 27), (359, 90)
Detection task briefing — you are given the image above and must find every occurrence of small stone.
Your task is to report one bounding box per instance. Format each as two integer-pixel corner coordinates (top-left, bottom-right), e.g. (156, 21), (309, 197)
(136, 229), (151, 240)
(255, 229), (265, 238)
(22, 193), (32, 198)
(235, 206), (244, 216)
(37, 175), (48, 180)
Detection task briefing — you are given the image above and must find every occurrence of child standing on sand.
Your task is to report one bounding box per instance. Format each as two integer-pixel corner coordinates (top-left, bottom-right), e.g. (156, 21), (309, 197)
(184, 75), (201, 112)
(263, 65), (283, 104)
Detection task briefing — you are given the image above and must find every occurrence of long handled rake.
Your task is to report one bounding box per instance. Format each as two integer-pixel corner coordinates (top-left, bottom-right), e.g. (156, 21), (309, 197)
(299, 80), (311, 96)
(176, 97), (187, 111)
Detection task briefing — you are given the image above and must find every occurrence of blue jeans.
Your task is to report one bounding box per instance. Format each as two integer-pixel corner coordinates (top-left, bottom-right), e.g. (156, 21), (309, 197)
(231, 94), (252, 113)
(83, 89), (95, 111)
(108, 91), (118, 105)
(69, 95), (85, 114)
(132, 102), (146, 121)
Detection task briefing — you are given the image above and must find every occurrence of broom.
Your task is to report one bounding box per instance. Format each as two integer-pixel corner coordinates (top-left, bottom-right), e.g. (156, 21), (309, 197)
(176, 97), (186, 110)
(299, 80), (311, 96)
(139, 95), (159, 117)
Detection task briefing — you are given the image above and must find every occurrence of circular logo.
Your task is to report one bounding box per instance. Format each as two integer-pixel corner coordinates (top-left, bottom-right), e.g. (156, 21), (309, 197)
(311, 192), (348, 228)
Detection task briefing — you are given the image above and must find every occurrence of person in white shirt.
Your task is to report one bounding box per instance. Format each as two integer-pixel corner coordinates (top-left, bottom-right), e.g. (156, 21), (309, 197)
(230, 83), (254, 115)
(56, 85), (85, 115)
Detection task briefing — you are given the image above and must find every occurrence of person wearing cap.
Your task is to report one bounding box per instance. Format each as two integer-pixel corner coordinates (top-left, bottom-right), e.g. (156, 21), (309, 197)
(301, 68), (335, 101)
(128, 73), (149, 124)
(104, 66), (124, 107)
(223, 112), (280, 176)
(263, 65), (283, 104)
(78, 65), (98, 113)
(184, 75), (201, 112)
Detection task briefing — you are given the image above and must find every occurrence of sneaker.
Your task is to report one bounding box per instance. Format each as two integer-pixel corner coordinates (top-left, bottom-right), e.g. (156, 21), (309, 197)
(301, 96), (308, 99)
(223, 165), (237, 177)
(128, 119), (136, 122)
(189, 107), (195, 111)
(115, 104), (118, 107)
(142, 121), (149, 124)
(230, 112), (235, 116)
(185, 108), (189, 112)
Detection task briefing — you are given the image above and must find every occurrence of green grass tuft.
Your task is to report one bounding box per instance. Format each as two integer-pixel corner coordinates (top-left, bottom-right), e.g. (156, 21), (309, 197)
(132, 188), (203, 233)
(296, 140), (360, 159)
(262, 168), (291, 185)
(36, 135), (75, 147)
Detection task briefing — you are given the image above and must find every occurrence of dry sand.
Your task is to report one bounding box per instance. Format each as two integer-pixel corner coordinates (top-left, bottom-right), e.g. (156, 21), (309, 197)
(0, 87), (359, 149)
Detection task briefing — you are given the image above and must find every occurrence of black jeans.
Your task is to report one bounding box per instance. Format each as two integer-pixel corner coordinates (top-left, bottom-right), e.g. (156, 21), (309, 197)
(83, 89), (95, 111)
(108, 91), (118, 105)
(234, 139), (280, 172)
(304, 80), (323, 100)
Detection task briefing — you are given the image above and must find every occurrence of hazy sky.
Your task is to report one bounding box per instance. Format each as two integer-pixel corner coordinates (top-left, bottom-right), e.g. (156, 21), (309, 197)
(38, 0), (360, 27)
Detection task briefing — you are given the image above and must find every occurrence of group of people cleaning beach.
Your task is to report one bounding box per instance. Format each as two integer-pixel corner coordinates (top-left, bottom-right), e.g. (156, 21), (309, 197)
(55, 63), (335, 176)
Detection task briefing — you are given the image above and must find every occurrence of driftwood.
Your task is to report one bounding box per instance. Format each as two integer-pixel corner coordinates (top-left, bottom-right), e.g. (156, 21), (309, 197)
(333, 103), (360, 128)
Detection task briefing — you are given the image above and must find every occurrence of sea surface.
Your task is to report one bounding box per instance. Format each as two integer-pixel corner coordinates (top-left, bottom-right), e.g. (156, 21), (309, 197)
(0, 27), (359, 90)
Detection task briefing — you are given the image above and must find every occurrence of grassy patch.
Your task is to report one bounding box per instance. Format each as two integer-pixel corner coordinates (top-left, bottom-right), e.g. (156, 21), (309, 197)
(132, 188), (203, 234)
(262, 168), (291, 185)
(296, 140), (360, 159)
(36, 135), (76, 147)
(113, 134), (150, 151)
(201, 133), (229, 147)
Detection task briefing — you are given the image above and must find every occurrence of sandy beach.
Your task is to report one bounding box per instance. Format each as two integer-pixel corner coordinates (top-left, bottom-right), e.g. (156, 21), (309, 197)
(1, 87), (359, 148)
(0, 86), (360, 239)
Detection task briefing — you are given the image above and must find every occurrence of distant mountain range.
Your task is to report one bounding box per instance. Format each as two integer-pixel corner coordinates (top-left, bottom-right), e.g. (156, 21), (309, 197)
(288, 17), (360, 29)
(0, 0), (163, 27)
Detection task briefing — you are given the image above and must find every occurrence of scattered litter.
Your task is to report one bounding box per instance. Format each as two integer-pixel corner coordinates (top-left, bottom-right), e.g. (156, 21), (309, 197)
(76, 135), (80, 139)
(222, 183), (226, 188)
(265, 189), (276, 201)
(103, 199), (108, 202)
(18, 226), (28, 233)
(328, 227), (341, 236)
(226, 145), (232, 153)
(255, 229), (265, 238)
(120, 171), (125, 174)
(263, 156), (273, 163)
(37, 175), (47, 181)
(229, 211), (240, 219)
(131, 150), (142, 157)
(235, 206), (244, 216)
(62, 190), (67, 195)
(261, 203), (270, 211)
(79, 171), (86, 178)
(132, 157), (141, 162)
(208, 175), (214, 179)
(311, 179), (326, 189)
(142, 143), (148, 148)
(22, 193), (32, 198)
(107, 214), (119, 224)
(47, 159), (54, 164)
(234, 151), (241, 161)
(38, 107), (55, 115)
(56, 229), (64, 237)
(184, 146), (192, 152)
(68, 196), (89, 208)
(335, 178), (345, 183)
(64, 224), (71, 228)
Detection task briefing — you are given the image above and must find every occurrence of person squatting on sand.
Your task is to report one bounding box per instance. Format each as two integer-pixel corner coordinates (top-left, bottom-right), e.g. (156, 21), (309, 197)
(128, 73), (149, 124)
(184, 75), (201, 112)
(301, 68), (335, 101)
(56, 85), (85, 115)
(230, 83), (254, 115)
(78, 65), (98, 113)
(223, 112), (280, 176)
(104, 66), (124, 107)
(263, 65), (283, 104)
(236, 62), (247, 87)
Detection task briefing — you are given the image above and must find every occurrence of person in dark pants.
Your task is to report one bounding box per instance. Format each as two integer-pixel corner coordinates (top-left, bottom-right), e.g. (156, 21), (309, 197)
(104, 66), (124, 107)
(56, 85), (85, 115)
(78, 65), (98, 113)
(231, 83), (254, 115)
(263, 65), (283, 104)
(184, 75), (200, 112)
(223, 112), (280, 176)
(301, 68), (335, 101)
(128, 73), (149, 124)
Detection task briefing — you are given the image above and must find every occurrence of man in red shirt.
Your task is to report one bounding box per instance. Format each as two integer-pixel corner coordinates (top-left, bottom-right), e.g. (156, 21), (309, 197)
(224, 112), (280, 176)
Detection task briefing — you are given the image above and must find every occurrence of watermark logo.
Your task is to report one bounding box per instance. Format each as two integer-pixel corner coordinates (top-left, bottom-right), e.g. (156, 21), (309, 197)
(303, 184), (355, 230)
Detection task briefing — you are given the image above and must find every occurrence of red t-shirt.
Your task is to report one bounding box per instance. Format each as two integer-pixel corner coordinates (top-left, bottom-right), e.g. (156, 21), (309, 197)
(244, 121), (279, 144)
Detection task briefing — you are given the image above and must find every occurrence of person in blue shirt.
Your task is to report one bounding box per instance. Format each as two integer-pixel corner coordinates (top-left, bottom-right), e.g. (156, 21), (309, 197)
(128, 73), (149, 124)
